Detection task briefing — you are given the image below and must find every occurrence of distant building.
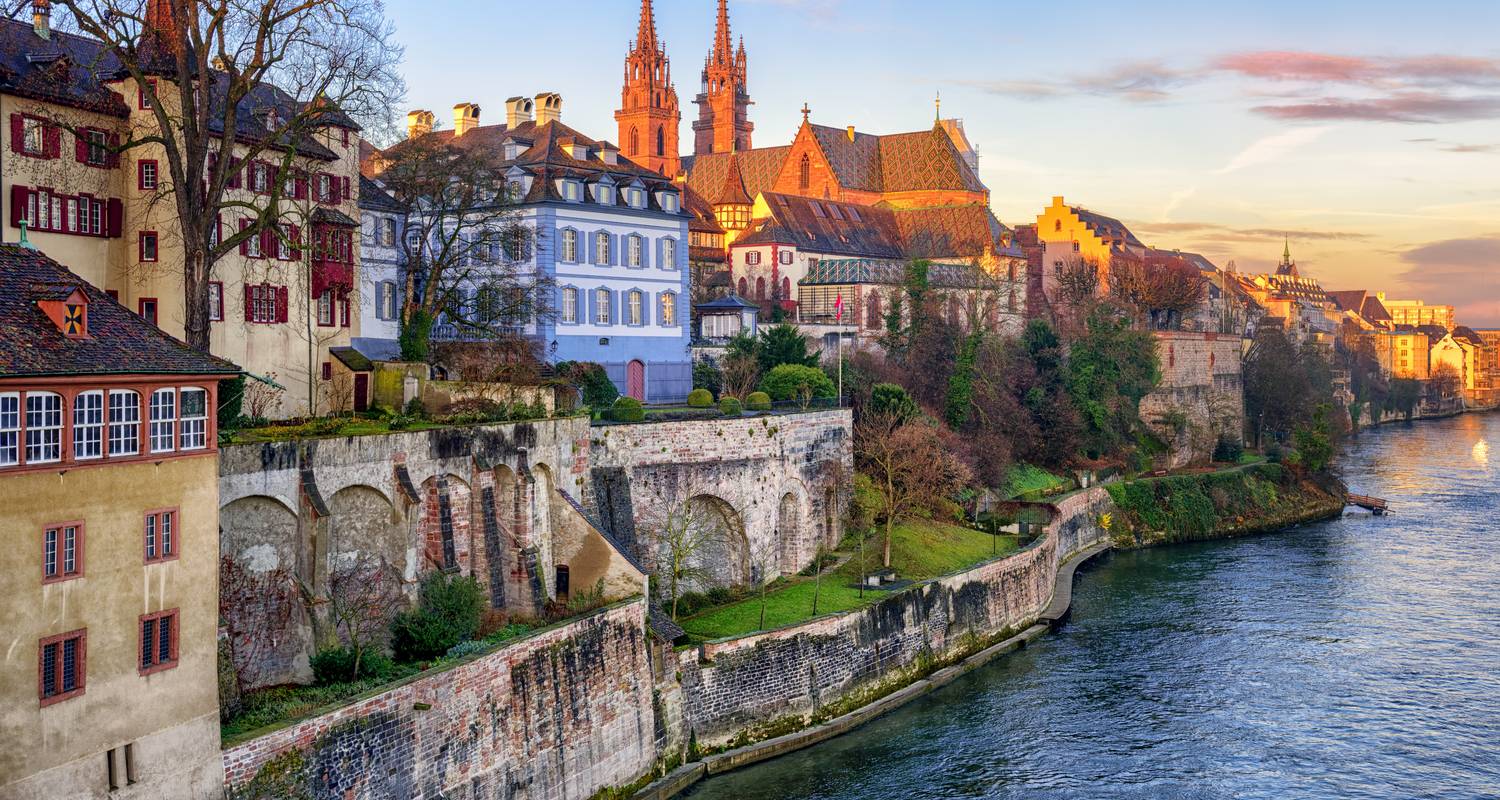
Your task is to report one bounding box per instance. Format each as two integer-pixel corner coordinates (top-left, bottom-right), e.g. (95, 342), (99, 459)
(0, 245), (238, 798)
(1034, 196), (1147, 303)
(354, 176), (405, 363)
(1376, 294), (1455, 331)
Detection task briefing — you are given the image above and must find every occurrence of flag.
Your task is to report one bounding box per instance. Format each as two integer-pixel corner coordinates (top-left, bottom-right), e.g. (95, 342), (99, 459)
(834, 293), (843, 322)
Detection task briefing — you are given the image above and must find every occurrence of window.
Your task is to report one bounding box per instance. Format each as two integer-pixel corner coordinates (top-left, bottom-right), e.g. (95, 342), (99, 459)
(595, 232), (611, 265)
(144, 509), (177, 562)
(86, 130), (108, 166)
(73, 391), (103, 460)
(663, 238), (677, 268)
(139, 231), (158, 262)
(139, 610), (178, 675)
(628, 235), (643, 267)
(0, 393), (18, 466)
(562, 181), (580, 202)
(594, 289), (610, 324)
(137, 79), (156, 110)
(149, 389), (176, 453)
(25, 392), (62, 464)
(38, 629), (85, 705)
(561, 229), (578, 263)
(245, 224), (262, 258)
(251, 162), (269, 194)
(660, 292), (677, 326)
(208, 282), (223, 321)
(247, 284), (279, 324)
(22, 116), (45, 155)
(746, 251), (761, 266)
(138, 298), (158, 326)
(380, 218), (396, 246)
(628, 291), (643, 325)
(562, 288), (578, 324)
(179, 388), (207, 450)
(43, 523), (83, 583)
(137, 160), (158, 191)
(379, 281), (397, 320)
(779, 250), (793, 265)
(799, 154), (811, 191)
(108, 390), (140, 456)
(317, 290), (334, 326)
(756, 277), (766, 299)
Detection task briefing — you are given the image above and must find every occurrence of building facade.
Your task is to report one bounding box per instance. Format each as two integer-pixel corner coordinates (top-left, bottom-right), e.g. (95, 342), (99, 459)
(0, 245), (238, 799)
(1377, 294), (1455, 331)
(0, 8), (365, 419)
(354, 176), (404, 361)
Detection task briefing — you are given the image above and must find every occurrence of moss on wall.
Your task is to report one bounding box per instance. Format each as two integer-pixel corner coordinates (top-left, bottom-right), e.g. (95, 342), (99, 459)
(1105, 465), (1346, 548)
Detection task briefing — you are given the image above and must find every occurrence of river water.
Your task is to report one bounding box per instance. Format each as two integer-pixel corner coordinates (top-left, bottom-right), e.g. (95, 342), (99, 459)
(686, 413), (1500, 800)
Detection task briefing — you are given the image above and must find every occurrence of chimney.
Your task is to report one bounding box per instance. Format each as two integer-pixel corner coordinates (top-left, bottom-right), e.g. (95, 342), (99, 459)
(534, 92), (562, 125)
(846, 125), (855, 142)
(452, 103), (481, 137)
(1052, 195), (1065, 207)
(32, 0), (50, 39)
(505, 96), (534, 128)
(406, 109), (434, 139)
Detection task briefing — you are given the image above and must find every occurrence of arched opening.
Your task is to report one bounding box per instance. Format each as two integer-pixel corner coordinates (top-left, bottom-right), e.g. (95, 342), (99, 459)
(530, 463), (558, 596)
(798, 154), (811, 192)
(627, 360), (646, 401)
(328, 485), (406, 580)
(629, 126), (640, 155)
(738, 277), (748, 296)
(657, 495), (749, 591)
(420, 475), (472, 575)
(756, 277), (766, 299)
(656, 126), (666, 157)
(777, 492), (804, 574)
(219, 495), (305, 689)
(866, 291), (882, 329)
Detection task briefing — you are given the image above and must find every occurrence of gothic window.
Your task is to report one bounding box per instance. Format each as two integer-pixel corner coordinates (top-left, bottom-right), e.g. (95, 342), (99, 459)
(738, 278), (748, 296)
(630, 127), (640, 156)
(799, 154), (811, 192)
(756, 277), (766, 299)
(1054, 219), (1062, 232)
(656, 126), (665, 157)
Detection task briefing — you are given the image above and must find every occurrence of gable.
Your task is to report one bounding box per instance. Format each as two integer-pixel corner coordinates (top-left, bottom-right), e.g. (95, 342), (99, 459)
(771, 126), (843, 199)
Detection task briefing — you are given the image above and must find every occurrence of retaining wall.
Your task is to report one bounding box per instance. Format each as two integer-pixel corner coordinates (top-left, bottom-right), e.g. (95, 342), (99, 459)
(221, 600), (656, 800)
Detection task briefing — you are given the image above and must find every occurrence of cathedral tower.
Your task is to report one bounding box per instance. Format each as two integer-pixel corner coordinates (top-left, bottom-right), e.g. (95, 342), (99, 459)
(693, 0), (753, 155)
(616, 0), (682, 176)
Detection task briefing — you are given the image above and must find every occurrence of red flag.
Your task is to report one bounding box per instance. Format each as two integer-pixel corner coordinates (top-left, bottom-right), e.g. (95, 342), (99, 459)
(834, 292), (844, 322)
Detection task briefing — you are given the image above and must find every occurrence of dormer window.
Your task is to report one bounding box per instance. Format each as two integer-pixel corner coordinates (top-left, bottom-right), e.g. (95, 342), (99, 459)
(592, 183), (614, 205)
(625, 188), (646, 209)
(658, 191), (680, 213)
(38, 288), (89, 339)
(558, 180), (582, 202)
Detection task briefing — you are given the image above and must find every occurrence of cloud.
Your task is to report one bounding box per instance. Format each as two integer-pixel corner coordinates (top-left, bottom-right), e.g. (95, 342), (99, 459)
(1441, 143), (1500, 153)
(1130, 221), (1372, 244)
(1214, 126), (1331, 173)
(1397, 235), (1500, 326)
(1251, 93), (1500, 123)
(964, 60), (1190, 103)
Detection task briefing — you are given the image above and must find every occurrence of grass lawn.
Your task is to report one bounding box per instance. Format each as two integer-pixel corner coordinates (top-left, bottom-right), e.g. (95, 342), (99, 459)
(678, 520), (1020, 642)
(1002, 464), (1072, 499)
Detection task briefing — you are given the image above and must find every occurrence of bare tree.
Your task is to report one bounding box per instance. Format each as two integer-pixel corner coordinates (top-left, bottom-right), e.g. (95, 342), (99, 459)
(372, 131), (552, 360)
(218, 556), (296, 694)
(1109, 252), (1207, 330)
(297, 553), (404, 681)
(48, 0), (404, 352)
(641, 499), (728, 620)
(855, 411), (972, 570)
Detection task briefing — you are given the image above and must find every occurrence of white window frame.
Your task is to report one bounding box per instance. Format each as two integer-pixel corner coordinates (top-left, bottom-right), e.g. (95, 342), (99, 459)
(246, 227), (262, 258)
(317, 290), (334, 326)
(179, 387), (208, 450)
(149, 388), (176, 454)
(661, 292), (677, 326)
(108, 390), (140, 456)
(72, 390), (104, 461)
(207, 282), (223, 321)
(628, 235), (643, 268)
(663, 238), (677, 269)
(562, 287), (578, 324)
(628, 291), (643, 326)
(22, 117), (44, 155)
(594, 289), (610, 325)
(0, 392), (18, 466)
(561, 229), (578, 263)
(86, 130), (108, 165)
(25, 392), (63, 464)
(595, 232), (611, 265)
(746, 251), (761, 266)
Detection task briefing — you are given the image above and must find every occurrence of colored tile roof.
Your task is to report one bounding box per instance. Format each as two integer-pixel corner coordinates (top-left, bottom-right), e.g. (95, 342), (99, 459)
(0, 245), (239, 379)
(892, 204), (1019, 259)
(875, 127), (987, 194)
(682, 146), (791, 204)
(736, 194), (1010, 261)
(802, 257), (997, 290)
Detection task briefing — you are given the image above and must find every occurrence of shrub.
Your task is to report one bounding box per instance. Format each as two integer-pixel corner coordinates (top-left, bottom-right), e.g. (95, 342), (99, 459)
(758, 364), (836, 402)
(693, 361), (723, 398)
(403, 397), (426, 418)
(868, 383), (916, 422)
(560, 361), (620, 409)
(719, 396), (742, 416)
(310, 647), (395, 686)
(746, 391), (772, 411)
(609, 396), (646, 422)
(390, 573), (484, 663)
(687, 388), (714, 408)
(218, 375), (246, 430)
(1213, 435), (1244, 463)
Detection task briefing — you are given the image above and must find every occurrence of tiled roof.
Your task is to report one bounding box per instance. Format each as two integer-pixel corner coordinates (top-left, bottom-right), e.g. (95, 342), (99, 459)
(876, 128), (987, 194)
(1453, 326), (1485, 346)
(358, 175), (405, 213)
(735, 194), (1008, 261)
(1327, 290), (1394, 325)
(1071, 207), (1142, 247)
(802, 257), (997, 289)
(893, 204), (1017, 259)
(809, 125), (884, 192)
(683, 146), (790, 204)
(682, 186), (724, 234)
(0, 245), (239, 379)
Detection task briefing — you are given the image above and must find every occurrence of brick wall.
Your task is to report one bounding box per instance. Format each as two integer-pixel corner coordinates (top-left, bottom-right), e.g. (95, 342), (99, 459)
(1140, 331), (1245, 467)
(222, 600), (656, 800)
(670, 486), (1114, 747)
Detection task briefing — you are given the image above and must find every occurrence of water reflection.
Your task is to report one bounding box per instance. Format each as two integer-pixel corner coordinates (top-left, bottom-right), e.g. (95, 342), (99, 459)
(686, 413), (1500, 800)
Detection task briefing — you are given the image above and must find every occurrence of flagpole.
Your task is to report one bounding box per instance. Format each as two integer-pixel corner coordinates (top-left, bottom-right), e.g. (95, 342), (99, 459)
(836, 292), (844, 407)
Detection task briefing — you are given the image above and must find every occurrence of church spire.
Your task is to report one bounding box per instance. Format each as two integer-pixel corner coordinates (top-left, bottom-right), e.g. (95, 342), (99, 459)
(695, 0), (753, 155)
(636, 0), (657, 50)
(713, 0), (733, 62)
(617, 0), (681, 176)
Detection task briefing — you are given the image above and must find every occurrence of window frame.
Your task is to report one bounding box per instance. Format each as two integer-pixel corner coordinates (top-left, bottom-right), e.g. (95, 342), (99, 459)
(137, 159), (158, 191)
(24, 391), (63, 465)
(38, 628), (86, 707)
(207, 281), (224, 322)
(139, 230), (158, 262)
(594, 288), (611, 325)
(72, 389), (104, 461)
(660, 291), (677, 326)
(143, 507), (179, 564)
(138, 609), (179, 676)
(627, 290), (643, 326)
(138, 297), (158, 326)
(560, 228), (578, 263)
(595, 231), (611, 265)
(42, 521), (85, 584)
(108, 390), (141, 457)
(627, 235), (643, 268)
(561, 287), (578, 324)
(178, 387), (208, 451)
(0, 392), (19, 466)
(148, 388), (176, 454)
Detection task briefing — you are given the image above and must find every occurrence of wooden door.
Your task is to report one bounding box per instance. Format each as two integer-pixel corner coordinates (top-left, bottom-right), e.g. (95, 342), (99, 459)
(353, 373), (369, 412)
(626, 360), (646, 401)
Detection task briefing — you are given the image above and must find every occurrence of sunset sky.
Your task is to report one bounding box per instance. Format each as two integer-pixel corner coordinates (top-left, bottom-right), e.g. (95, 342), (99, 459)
(387, 0), (1500, 326)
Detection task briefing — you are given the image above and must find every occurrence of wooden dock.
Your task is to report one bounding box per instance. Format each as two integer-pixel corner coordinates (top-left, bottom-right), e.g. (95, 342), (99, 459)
(1348, 494), (1390, 515)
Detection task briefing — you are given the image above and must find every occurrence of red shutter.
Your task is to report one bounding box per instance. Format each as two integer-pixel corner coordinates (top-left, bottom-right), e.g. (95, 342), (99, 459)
(259, 228), (272, 259)
(294, 174), (307, 200)
(75, 131), (87, 163)
(10, 185), (26, 227)
(289, 224), (302, 260)
(239, 220), (250, 256)
(228, 159), (241, 189)
(106, 198), (123, 238)
(244, 285), (254, 322)
(44, 125), (60, 159)
(341, 176), (351, 201)
(8, 114), (21, 154)
(105, 134), (120, 168)
(275, 286), (289, 323)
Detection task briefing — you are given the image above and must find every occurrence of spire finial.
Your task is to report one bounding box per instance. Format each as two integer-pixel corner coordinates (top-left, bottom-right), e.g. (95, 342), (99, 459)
(935, 90), (941, 122)
(801, 102), (811, 123)
(636, 0), (658, 50)
(1283, 234), (1291, 262)
(714, 0), (732, 61)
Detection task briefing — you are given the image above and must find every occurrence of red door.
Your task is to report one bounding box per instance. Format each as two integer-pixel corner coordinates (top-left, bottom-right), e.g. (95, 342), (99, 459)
(626, 360), (646, 401)
(353, 373), (369, 412)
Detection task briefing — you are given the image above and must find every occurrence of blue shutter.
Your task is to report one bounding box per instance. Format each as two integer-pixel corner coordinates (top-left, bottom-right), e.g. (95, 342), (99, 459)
(587, 288), (597, 326)
(613, 234), (623, 267)
(588, 231), (598, 265)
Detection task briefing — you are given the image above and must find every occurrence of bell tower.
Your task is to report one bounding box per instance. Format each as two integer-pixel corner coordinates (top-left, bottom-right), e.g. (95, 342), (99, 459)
(616, 0), (682, 177)
(693, 0), (753, 156)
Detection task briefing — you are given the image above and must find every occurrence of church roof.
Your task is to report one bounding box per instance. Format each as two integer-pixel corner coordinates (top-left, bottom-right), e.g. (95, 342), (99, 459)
(682, 146), (790, 203)
(802, 258), (998, 290)
(735, 193), (1011, 261)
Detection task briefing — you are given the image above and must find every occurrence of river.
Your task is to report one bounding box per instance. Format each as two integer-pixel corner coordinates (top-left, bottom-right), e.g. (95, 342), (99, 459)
(685, 413), (1500, 799)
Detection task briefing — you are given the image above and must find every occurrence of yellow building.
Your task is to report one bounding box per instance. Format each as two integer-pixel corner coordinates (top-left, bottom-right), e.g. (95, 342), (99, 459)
(1034, 195), (1147, 301)
(1375, 293), (1455, 331)
(0, 246), (238, 799)
(0, 10), (365, 417)
(1372, 329), (1431, 380)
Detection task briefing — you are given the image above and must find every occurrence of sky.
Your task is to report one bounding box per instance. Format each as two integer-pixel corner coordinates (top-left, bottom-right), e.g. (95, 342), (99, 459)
(385, 0), (1500, 327)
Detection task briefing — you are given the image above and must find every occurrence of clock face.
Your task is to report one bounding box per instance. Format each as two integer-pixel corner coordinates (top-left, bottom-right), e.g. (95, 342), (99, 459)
(63, 303), (85, 336)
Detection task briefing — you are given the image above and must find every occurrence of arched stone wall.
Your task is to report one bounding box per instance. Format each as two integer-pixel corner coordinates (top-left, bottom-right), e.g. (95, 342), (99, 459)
(682, 494), (749, 590)
(419, 474), (473, 576)
(220, 495), (309, 688)
(776, 490), (806, 575)
(328, 485), (407, 579)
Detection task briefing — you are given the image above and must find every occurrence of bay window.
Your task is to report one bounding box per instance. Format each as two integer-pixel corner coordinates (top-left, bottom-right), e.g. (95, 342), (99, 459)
(72, 390), (103, 460)
(149, 389), (176, 453)
(24, 392), (62, 464)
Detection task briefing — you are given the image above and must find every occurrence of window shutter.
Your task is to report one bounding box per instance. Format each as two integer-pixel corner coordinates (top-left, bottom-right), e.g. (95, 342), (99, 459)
(289, 224), (302, 260)
(239, 220), (250, 256)
(75, 131), (87, 163)
(612, 234), (621, 266)
(275, 286), (289, 323)
(588, 232), (597, 265)
(43, 125), (60, 159)
(228, 159), (241, 189)
(243, 285), (254, 322)
(8, 114), (20, 154)
(105, 134), (120, 168)
(106, 198), (123, 237)
(341, 176), (351, 201)
(10, 185), (26, 227)
(259, 228), (272, 259)
(294, 174), (307, 200)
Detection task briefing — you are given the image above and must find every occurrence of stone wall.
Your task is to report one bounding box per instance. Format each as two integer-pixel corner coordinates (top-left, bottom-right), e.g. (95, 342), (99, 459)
(662, 486), (1114, 748)
(1140, 331), (1245, 467)
(221, 600), (657, 800)
(589, 410), (853, 586)
(218, 418), (644, 689)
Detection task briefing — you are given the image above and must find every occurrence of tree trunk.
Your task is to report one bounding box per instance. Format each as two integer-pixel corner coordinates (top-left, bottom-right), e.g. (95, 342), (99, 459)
(883, 515), (894, 570)
(182, 237), (211, 352)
